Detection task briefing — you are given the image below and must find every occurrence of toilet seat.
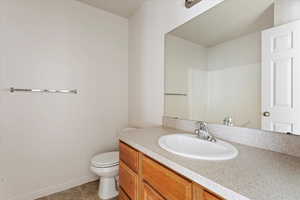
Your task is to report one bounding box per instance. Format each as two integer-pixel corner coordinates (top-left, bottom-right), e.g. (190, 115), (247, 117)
(91, 151), (119, 168)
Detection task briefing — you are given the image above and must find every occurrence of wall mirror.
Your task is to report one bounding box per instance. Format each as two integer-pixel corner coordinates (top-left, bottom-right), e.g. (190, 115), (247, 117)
(165, 0), (300, 135)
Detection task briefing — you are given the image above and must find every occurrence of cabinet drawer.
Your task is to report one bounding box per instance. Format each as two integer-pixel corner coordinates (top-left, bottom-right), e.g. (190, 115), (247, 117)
(142, 182), (165, 200)
(119, 188), (130, 200)
(119, 161), (138, 200)
(142, 156), (192, 200)
(120, 142), (139, 172)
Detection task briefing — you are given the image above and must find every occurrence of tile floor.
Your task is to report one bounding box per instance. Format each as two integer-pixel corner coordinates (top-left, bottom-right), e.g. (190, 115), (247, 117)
(36, 181), (118, 200)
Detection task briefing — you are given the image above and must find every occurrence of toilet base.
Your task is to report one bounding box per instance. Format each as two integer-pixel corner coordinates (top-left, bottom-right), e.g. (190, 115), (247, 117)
(98, 177), (119, 200)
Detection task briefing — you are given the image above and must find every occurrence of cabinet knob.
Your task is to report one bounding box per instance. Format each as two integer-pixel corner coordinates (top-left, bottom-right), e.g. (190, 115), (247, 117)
(263, 112), (271, 117)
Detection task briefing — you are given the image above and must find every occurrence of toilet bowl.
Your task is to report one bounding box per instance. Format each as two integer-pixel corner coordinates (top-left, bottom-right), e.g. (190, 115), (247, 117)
(90, 151), (119, 200)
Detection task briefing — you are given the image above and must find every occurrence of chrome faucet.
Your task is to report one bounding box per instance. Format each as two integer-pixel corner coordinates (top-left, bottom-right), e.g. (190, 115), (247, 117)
(194, 121), (217, 142)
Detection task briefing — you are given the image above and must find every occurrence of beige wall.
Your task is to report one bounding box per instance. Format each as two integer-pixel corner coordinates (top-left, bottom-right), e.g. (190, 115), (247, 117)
(0, 0), (128, 199)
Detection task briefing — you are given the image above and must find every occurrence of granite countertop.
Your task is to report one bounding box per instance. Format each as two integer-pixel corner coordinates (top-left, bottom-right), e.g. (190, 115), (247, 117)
(119, 127), (300, 200)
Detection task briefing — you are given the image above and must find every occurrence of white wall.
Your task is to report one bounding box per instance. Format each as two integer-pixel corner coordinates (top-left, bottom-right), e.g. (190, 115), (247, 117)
(274, 0), (300, 26)
(128, 0), (224, 127)
(0, 1), (128, 199)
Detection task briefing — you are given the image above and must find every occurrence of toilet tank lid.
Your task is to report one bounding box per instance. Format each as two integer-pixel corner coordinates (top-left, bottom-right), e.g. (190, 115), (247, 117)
(91, 151), (119, 167)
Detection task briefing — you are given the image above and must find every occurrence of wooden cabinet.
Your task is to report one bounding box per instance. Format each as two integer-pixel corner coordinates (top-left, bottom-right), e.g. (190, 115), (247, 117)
(119, 141), (223, 200)
(142, 182), (165, 200)
(193, 183), (204, 200)
(119, 161), (138, 200)
(192, 183), (223, 200)
(119, 188), (130, 200)
(204, 191), (221, 200)
(142, 156), (192, 200)
(120, 142), (139, 172)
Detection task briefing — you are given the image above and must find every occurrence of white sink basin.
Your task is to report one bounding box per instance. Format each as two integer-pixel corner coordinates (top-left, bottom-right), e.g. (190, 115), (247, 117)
(159, 134), (238, 161)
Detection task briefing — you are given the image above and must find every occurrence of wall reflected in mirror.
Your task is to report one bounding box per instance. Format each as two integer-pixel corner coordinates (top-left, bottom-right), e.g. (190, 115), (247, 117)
(165, 0), (275, 130)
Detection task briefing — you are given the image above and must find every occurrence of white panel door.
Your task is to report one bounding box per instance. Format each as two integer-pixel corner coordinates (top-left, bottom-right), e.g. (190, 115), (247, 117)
(262, 20), (300, 135)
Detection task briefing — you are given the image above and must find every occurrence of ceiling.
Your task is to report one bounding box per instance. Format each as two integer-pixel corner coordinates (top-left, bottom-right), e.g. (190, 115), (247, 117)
(76, 0), (147, 18)
(170, 0), (275, 47)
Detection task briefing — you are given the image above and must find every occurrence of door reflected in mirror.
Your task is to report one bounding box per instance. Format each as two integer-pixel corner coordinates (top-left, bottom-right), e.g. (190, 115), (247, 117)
(164, 0), (300, 135)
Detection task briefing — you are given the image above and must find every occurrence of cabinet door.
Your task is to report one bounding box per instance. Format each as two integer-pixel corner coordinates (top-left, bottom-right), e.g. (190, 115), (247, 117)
(120, 142), (139, 172)
(262, 20), (300, 134)
(193, 183), (222, 200)
(192, 183), (204, 200)
(119, 161), (138, 200)
(142, 156), (192, 200)
(142, 182), (165, 200)
(119, 188), (130, 200)
(203, 191), (220, 200)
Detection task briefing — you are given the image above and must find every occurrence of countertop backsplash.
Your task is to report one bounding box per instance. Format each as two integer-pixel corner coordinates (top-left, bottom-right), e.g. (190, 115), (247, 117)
(163, 116), (300, 158)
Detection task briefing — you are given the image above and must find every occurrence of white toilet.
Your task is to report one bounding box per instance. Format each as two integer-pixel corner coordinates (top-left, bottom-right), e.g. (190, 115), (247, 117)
(90, 151), (119, 200)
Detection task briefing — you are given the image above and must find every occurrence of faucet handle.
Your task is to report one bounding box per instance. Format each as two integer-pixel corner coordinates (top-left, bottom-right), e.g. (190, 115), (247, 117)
(196, 121), (207, 129)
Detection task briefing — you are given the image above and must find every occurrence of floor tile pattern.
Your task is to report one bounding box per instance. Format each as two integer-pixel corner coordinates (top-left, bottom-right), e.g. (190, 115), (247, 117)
(35, 181), (118, 200)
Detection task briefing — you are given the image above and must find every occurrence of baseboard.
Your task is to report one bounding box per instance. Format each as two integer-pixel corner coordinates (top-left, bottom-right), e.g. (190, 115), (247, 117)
(10, 175), (98, 200)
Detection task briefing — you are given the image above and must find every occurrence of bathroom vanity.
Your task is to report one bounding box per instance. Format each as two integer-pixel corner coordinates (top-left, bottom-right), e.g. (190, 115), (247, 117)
(118, 128), (300, 200)
(119, 141), (223, 200)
